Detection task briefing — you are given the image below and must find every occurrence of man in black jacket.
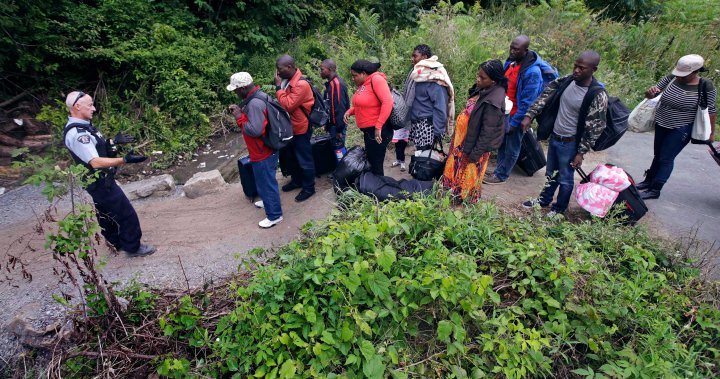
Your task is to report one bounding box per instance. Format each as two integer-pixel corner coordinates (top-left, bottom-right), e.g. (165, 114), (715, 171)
(320, 59), (350, 161)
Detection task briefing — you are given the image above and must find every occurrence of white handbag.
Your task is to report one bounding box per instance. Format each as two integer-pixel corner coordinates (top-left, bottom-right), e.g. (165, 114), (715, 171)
(628, 95), (661, 133)
(691, 79), (711, 143)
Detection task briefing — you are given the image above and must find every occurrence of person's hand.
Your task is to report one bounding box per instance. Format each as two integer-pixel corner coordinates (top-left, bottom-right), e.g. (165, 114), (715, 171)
(374, 128), (382, 144)
(645, 86), (661, 99)
(343, 110), (352, 125)
(112, 132), (135, 145)
(228, 104), (242, 118)
(570, 153), (584, 169)
(274, 71), (282, 87)
(520, 116), (532, 132)
(123, 151), (147, 164)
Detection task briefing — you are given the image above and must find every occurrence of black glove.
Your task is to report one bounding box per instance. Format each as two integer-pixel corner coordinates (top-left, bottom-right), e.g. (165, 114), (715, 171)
(113, 132), (136, 145)
(123, 152), (147, 164)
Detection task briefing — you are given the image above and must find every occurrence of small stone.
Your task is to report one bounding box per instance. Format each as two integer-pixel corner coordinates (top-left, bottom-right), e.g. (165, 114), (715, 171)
(121, 174), (176, 200)
(212, 150), (220, 154)
(198, 162), (206, 168)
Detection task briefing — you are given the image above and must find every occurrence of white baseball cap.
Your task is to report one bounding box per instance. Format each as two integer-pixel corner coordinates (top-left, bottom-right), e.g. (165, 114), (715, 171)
(672, 54), (705, 77)
(226, 72), (253, 91)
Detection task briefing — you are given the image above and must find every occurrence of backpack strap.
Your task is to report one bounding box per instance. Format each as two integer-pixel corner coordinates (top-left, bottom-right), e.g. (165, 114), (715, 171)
(574, 79), (606, 149)
(698, 78), (708, 109)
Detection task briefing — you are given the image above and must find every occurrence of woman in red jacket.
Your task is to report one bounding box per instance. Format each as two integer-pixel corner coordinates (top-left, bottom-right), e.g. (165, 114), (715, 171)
(343, 60), (394, 175)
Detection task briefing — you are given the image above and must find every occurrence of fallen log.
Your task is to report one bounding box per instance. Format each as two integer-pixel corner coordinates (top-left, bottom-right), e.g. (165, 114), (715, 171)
(0, 132), (23, 147)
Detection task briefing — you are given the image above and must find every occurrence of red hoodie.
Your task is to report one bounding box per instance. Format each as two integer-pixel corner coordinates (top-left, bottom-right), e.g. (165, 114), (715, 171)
(348, 72), (393, 130)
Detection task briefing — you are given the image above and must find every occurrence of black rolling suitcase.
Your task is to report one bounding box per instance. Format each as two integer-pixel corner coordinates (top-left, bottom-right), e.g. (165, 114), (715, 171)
(577, 165), (648, 225)
(311, 134), (338, 176)
(279, 133), (337, 177)
(516, 129), (546, 176)
(237, 155), (258, 199)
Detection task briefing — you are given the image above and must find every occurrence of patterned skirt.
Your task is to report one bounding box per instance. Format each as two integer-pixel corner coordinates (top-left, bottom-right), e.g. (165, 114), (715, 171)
(442, 112), (490, 203)
(410, 117), (434, 148)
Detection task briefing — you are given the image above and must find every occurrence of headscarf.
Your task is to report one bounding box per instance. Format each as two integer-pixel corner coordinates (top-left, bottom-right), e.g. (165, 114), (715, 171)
(479, 59), (508, 90)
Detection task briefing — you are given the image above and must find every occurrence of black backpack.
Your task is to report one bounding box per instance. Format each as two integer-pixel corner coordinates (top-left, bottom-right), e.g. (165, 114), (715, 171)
(249, 92), (293, 150)
(300, 77), (329, 128)
(536, 76), (629, 151)
(580, 87), (630, 151)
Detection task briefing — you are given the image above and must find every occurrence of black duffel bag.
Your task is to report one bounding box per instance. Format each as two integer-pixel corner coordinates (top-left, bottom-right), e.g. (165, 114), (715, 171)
(409, 140), (447, 181)
(332, 146), (371, 191)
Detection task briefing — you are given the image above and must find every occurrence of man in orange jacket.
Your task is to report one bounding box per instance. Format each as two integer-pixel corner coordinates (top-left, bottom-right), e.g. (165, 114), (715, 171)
(275, 54), (316, 202)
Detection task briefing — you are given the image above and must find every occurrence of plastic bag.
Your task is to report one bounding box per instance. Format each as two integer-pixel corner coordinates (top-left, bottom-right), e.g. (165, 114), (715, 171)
(332, 146), (371, 191)
(627, 96), (660, 133)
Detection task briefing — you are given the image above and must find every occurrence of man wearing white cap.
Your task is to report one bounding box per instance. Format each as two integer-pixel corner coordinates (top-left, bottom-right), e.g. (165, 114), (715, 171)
(227, 72), (284, 228)
(637, 54), (717, 200)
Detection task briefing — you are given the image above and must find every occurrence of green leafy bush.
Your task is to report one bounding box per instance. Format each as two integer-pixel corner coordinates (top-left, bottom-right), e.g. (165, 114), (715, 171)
(156, 193), (719, 378)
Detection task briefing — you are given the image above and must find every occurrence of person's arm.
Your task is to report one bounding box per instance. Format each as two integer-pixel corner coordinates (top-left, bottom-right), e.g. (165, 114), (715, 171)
(524, 75), (563, 120)
(89, 157), (125, 169)
(334, 79), (349, 133)
(510, 69), (543, 128)
(276, 80), (312, 113)
(372, 76), (393, 129)
(470, 105), (504, 160)
(708, 83), (717, 141)
(243, 99), (267, 138)
(429, 83), (449, 136)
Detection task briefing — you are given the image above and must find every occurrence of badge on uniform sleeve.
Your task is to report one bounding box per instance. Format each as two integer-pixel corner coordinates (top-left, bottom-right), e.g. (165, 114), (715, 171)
(77, 135), (91, 144)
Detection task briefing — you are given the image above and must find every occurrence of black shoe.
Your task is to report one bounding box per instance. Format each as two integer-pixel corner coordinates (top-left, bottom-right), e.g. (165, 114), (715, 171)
(639, 189), (660, 200)
(282, 182), (302, 192)
(636, 180), (652, 191)
(295, 190), (315, 202)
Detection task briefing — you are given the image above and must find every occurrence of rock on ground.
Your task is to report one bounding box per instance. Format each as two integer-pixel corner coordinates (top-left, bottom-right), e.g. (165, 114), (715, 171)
(122, 174), (176, 200)
(183, 170), (227, 199)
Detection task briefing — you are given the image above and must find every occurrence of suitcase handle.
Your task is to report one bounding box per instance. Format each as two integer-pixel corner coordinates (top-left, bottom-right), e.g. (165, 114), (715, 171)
(575, 166), (589, 182)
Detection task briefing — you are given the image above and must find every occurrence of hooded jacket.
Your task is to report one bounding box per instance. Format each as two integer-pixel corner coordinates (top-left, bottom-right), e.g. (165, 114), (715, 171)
(348, 72), (393, 130)
(504, 50), (546, 128)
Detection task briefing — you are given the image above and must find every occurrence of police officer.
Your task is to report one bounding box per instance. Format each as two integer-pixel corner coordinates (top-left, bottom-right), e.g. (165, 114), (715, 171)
(63, 91), (156, 256)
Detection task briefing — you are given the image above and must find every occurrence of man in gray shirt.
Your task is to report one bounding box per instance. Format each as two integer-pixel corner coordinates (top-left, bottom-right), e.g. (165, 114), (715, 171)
(519, 51), (609, 216)
(63, 91), (155, 256)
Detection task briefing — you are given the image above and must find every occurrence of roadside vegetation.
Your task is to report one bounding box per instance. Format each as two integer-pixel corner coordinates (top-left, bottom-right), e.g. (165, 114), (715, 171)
(55, 192), (720, 378)
(3, 0), (719, 167)
(2, 1), (720, 378)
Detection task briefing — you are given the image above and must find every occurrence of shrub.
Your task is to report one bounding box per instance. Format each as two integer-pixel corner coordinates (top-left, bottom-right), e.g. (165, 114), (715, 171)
(151, 193), (719, 378)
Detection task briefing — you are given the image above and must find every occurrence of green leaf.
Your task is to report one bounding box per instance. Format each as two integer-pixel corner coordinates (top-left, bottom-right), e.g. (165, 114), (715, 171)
(344, 271), (361, 294)
(437, 320), (453, 343)
(367, 271), (391, 300)
(362, 355), (386, 379)
(279, 359), (296, 378)
(360, 340), (375, 360)
(376, 245), (396, 272)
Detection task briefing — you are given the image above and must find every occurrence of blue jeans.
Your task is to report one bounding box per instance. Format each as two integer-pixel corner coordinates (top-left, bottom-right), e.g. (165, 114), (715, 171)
(252, 152), (283, 221)
(538, 138), (577, 213)
(289, 128), (316, 192)
(646, 123), (692, 191)
(493, 123), (524, 181)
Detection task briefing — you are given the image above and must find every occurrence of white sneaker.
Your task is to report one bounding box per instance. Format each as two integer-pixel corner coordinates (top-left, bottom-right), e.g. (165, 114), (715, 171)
(259, 216), (283, 228)
(391, 160), (402, 167)
(254, 200), (264, 208)
(400, 162), (406, 171)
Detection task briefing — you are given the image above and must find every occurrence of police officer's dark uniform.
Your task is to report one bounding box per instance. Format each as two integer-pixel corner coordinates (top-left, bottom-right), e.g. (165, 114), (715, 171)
(63, 93), (154, 256)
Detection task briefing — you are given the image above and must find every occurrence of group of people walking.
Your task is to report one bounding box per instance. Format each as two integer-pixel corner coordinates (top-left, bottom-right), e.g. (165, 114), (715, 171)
(61, 35), (716, 257)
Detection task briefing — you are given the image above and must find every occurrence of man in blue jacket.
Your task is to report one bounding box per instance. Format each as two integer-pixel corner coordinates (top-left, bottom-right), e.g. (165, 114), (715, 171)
(485, 35), (547, 184)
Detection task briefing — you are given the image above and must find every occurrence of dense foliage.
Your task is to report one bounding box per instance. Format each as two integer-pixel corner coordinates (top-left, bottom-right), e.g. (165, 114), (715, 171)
(63, 192), (719, 378)
(3, 0), (719, 163)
